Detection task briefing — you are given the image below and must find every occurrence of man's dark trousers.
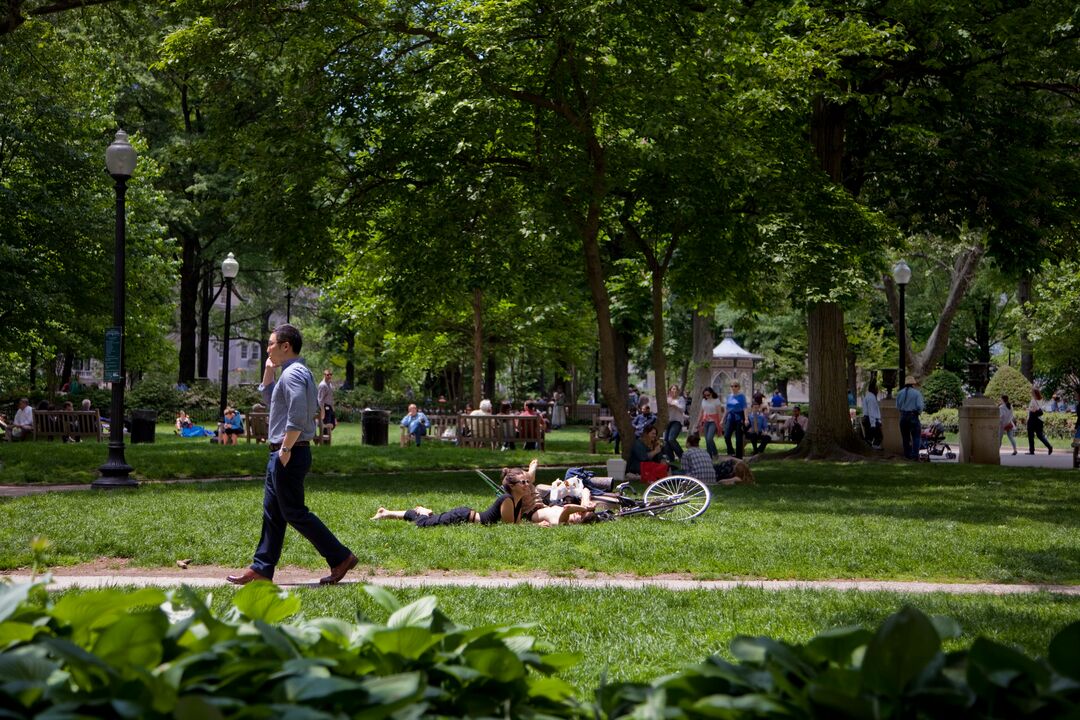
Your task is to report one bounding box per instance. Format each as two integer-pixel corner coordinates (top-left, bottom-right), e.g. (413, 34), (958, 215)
(251, 446), (351, 579)
(899, 412), (921, 460)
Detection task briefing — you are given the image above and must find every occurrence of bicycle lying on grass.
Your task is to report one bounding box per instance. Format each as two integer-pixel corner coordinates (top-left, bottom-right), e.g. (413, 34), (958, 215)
(475, 469), (712, 521)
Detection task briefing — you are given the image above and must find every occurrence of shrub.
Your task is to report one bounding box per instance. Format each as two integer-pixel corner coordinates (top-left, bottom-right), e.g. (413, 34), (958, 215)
(985, 365), (1032, 408)
(124, 378), (183, 416)
(925, 408), (959, 433)
(922, 369), (964, 412)
(0, 581), (581, 719)
(2, 583), (1078, 719)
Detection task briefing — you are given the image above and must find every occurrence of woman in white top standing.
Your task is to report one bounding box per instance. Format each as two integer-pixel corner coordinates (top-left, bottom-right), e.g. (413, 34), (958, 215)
(697, 386), (723, 458)
(998, 395), (1017, 455)
(862, 379), (882, 449)
(1027, 388), (1053, 455)
(663, 384), (686, 461)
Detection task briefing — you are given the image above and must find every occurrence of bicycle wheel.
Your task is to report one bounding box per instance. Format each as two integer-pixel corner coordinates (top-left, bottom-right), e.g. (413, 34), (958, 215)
(642, 475), (711, 520)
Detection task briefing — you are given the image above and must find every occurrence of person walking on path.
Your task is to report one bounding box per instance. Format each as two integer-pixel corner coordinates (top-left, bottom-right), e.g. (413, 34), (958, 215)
(998, 395), (1018, 455)
(663, 385), (686, 461)
(862, 380), (883, 449)
(896, 376), (924, 460)
(227, 324), (357, 586)
(1027, 388), (1053, 455)
(723, 381), (748, 458)
(317, 369), (337, 441)
(698, 387), (723, 458)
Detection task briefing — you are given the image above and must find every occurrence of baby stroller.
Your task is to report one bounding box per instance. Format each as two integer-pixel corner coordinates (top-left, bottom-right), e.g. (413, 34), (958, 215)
(920, 420), (956, 460)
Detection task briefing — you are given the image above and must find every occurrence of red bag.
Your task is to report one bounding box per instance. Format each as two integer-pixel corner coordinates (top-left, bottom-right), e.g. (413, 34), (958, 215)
(640, 461), (669, 484)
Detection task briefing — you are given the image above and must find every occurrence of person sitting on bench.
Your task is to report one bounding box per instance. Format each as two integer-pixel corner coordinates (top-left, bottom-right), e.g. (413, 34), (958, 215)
(783, 406), (808, 443)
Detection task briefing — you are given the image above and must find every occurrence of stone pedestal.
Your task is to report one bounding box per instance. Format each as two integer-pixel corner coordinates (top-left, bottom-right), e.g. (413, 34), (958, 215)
(880, 404), (904, 456)
(958, 396), (1001, 465)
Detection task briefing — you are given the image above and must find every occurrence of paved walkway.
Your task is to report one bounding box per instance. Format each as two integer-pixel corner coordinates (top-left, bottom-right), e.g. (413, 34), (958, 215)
(3, 573), (1078, 595)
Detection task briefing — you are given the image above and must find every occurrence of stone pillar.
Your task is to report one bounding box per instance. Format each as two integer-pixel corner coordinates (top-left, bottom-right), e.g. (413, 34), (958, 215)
(958, 396), (1001, 465)
(880, 404), (904, 456)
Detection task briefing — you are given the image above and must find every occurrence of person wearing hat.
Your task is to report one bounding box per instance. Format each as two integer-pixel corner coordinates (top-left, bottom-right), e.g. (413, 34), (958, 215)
(895, 375), (925, 460)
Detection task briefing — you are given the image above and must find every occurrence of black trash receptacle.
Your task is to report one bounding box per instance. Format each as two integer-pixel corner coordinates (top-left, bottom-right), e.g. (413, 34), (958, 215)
(130, 409), (158, 444)
(361, 409), (389, 446)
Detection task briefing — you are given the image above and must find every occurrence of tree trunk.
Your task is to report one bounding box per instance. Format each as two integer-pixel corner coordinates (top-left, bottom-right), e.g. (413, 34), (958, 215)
(177, 231), (199, 384)
(778, 378), (789, 399)
(974, 296), (991, 363)
(882, 244), (984, 378)
(28, 347), (36, 389)
(197, 262), (212, 379)
(472, 288), (483, 406)
(485, 353), (497, 402)
(799, 302), (864, 458)
(686, 309), (715, 431)
(847, 349), (857, 402)
(1018, 275), (1034, 381)
(344, 332), (355, 389)
(649, 260), (669, 429)
(60, 348), (73, 388)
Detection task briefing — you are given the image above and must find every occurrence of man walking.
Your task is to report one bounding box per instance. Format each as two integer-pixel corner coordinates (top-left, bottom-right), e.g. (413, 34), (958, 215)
(896, 376), (925, 460)
(227, 324), (357, 586)
(318, 369), (336, 441)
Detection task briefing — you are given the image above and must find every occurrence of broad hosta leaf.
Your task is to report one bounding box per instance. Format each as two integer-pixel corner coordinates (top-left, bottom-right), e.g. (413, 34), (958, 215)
(463, 644), (526, 683)
(173, 695), (226, 720)
(0, 583), (33, 624)
(0, 622), (39, 649)
(369, 627), (441, 660)
(1048, 621), (1080, 681)
(861, 606), (941, 695)
(232, 582), (301, 623)
(527, 676), (577, 702)
(967, 637), (1050, 689)
(284, 673), (364, 702)
(806, 626), (873, 664)
(364, 585), (403, 614)
(359, 672), (424, 705)
(50, 588), (167, 644)
(387, 596), (436, 629)
(91, 610), (168, 670)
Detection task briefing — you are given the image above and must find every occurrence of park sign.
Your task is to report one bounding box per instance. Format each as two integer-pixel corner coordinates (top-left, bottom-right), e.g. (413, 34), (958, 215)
(103, 326), (122, 383)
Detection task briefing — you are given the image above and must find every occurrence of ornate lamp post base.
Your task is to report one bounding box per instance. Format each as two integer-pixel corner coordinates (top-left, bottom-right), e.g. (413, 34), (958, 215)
(95, 444), (137, 488)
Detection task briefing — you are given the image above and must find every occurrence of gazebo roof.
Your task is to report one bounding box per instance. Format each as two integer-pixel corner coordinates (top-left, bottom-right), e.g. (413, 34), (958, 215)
(712, 328), (763, 360)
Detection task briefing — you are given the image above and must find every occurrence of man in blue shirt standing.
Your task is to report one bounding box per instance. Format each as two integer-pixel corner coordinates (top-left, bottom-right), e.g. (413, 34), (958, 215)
(724, 381), (749, 458)
(895, 376), (925, 460)
(227, 324), (357, 586)
(399, 404), (430, 446)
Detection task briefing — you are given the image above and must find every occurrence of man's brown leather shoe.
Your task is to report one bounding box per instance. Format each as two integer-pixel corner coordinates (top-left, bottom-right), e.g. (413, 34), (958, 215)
(319, 554), (358, 585)
(226, 569), (270, 585)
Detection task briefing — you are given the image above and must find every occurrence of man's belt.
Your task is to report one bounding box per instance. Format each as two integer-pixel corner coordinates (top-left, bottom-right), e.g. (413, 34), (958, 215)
(270, 441), (310, 451)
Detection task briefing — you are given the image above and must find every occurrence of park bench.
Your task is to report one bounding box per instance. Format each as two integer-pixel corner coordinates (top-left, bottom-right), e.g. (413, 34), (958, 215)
(244, 411), (331, 445)
(589, 415), (614, 454)
(399, 414), (459, 446)
(245, 411), (268, 443)
(31, 410), (103, 442)
(458, 414), (501, 449)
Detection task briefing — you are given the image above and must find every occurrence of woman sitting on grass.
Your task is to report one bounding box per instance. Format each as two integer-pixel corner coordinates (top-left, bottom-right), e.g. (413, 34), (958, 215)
(371, 460), (598, 527)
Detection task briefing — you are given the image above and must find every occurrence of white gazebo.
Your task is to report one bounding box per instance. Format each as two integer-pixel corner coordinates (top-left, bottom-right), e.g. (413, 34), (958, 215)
(710, 328), (763, 395)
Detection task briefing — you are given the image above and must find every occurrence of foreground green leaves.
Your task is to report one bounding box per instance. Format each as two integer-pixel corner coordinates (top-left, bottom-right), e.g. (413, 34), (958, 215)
(1, 581), (1078, 718)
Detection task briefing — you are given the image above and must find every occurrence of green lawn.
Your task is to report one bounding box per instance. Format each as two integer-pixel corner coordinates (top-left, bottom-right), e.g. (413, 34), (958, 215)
(3, 460), (1077, 584)
(0, 422), (603, 484)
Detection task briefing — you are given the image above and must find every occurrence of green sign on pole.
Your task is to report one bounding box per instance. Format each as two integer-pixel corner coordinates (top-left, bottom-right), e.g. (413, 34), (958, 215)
(104, 327), (123, 383)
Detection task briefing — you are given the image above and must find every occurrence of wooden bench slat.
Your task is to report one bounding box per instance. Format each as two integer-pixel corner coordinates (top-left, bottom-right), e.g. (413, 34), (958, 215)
(31, 411), (103, 442)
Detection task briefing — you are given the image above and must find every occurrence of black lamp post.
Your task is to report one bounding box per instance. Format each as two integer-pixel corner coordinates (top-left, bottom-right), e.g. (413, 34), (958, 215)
(893, 260), (912, 388)
(286, 285), (293, 323)
(218, 252), (239, 419)
(95, 130), (138, 489)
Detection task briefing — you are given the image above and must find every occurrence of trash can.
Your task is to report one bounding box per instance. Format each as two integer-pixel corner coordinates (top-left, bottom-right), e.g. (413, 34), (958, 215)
(361, 409), (390, 446)
(130, 409), (158, 444)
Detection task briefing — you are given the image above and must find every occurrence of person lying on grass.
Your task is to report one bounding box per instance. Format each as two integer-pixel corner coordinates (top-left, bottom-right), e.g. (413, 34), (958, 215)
(371, 459), (598, 526)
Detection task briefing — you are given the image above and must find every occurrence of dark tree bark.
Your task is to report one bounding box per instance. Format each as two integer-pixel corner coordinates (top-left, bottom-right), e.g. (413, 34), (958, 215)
(484, 353), (496, 402)
(472, 288), (484, 406)
(60, 348), (73, 388)
(178, 230), (199, 384)
(686, 309), (715, 428)
(1018, 275), (1034, 381)
(801, 302), (864, 458)
(344, 332), (355, 389)
(197, 261), (213, 379)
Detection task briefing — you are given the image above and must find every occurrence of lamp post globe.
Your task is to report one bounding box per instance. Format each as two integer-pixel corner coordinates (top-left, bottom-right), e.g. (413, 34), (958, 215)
(219, 253), (239, 419)
(892, 260), (912, 388)
(95, 130), (138, 489)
